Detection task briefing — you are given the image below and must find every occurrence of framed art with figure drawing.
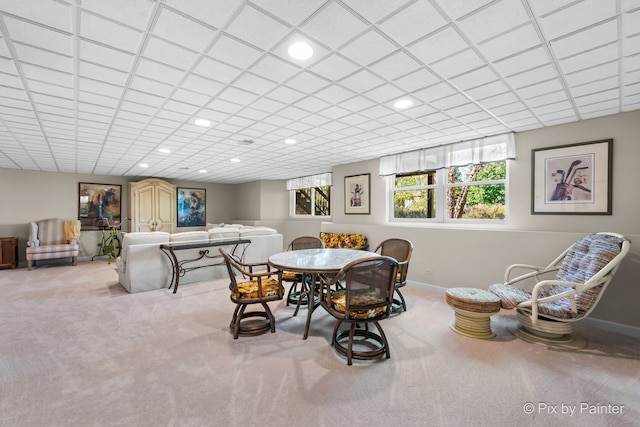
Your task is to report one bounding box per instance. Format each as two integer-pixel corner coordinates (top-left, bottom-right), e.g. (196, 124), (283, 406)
(177, 187), (206, 227)
(78, 183), (122, 230)
(531, 139), (612, 215)
(345, 173), (370, 215)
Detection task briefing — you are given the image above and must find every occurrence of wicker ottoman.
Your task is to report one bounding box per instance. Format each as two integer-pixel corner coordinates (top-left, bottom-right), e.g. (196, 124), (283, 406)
(445, 288), (501, 339)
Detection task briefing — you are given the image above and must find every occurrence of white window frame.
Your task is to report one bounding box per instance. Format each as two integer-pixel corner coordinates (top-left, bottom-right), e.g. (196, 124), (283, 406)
(389, 161), (509, 224)
(290, 186), (332, 218)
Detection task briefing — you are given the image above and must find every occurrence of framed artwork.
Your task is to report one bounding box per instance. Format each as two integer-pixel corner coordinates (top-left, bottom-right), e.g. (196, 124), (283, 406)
(177, 187), (206, 227)
(531, 139), (612, 215)
(78, 183), (122, 229)
(345, 173), (370, 215)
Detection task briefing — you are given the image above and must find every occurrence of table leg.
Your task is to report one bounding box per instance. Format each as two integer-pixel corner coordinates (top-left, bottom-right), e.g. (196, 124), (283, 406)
(302, 273), (319, 340)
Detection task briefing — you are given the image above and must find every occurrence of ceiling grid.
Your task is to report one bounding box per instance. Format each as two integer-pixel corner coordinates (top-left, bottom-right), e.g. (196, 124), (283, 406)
(0, 0), (638, 183)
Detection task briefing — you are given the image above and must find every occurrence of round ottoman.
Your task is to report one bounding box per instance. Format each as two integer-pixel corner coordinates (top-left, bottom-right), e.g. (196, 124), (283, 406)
(445, 288), (501, 339)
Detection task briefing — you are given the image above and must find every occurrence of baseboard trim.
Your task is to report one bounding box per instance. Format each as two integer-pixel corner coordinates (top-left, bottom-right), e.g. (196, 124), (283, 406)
(407, 281), (640, 338)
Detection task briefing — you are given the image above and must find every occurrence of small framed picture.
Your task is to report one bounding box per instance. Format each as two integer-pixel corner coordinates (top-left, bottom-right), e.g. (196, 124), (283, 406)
(345, 173), (370, 215)
(531, 139), (612, 215)
(177, 188), (206, 227)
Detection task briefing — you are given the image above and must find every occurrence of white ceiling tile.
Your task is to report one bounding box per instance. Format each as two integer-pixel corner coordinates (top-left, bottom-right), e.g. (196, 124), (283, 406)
(129, 75), (174, 98)
(378, 1), (447, 46)
(13, 44), (72, 73)
(301, 2), (367, 49)
(477, 24), (542, 63)
(559, 43), (619, 74)
(207, 34), (263, 69)
(363, 84), (404, 104)
(450, 66), (498, 91)
(82, 0), (154, 30)
(21, 63), (72, 87)
(4, 17), (72, 56)
(252, 0), (325, 25)
(0, 0), (72, 32)
(136, 58), (184, 85)
(79, 40), (134, 72)
(27, 80), (73, 99)
(578, 99), (619, 114)
(538, 0), (617, 40)
(408, 27), (468, 65)
(369, 51), (422, 81)
(392, 68), (441, 93)
(80, 11), (143, 53)
(458, 0), (530, 43)
(525, 91), (569, 108)
(339, 95), (377, 112)
(225, 5), (290, 51)
(565, 62), (619, 87)
(528, 0), (577, 16)
(265, 86), (306, 104)
(550, 20), (618, 59)
(233, 72), (278, 95)
(507, 64), (559, 89)
(531, 100), (572, 115)
(142, 37), (199, 70)
(285, 72), (330, 94)
(192, 57), (241, 84)
(340, 30), (398, 66)
(153, 8), (217, 52)
(339, 69), (385, 93)
(574, 88), (619, 106)
(570, 76), (619, 97)
(80, 78), (124, 99)
(413, 82), (457, 103)
(250, 55), (300, 83)
(435, 0), (494, 20)
(517, 79), (564, 99)
(171, 88), (211, 107)
(181, 74), (225, 96)
(308, 54), (359, 82)
(492, 46), (551, 77)
(430, 48), (485, 79)
(125, 89), (165, 107)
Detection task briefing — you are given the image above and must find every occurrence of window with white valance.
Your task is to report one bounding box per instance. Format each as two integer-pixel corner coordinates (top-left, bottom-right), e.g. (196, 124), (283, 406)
(381, 133), (515, 223)
(287, 172), (332, 217)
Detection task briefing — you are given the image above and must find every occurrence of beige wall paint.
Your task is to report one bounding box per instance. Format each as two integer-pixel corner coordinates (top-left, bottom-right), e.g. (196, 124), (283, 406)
(0, 171), (237, 261)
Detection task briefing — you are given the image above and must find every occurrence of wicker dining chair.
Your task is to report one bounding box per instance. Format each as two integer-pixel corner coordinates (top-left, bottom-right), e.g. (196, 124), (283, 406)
(320, 256), (399, 365)
(219, 248), (284, 339)
(374, 238), (413, 312)
(283, 236), (324, 316)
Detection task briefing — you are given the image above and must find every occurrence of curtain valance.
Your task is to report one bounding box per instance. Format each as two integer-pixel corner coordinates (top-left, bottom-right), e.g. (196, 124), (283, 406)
(379, 133), (515, 176)
(286, 172), (332, 190)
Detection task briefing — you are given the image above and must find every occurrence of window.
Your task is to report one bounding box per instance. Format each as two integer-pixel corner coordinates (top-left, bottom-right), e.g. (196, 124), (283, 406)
(391, 161), (507, 222)
(293, 186), (331, 217)
(287, 172), (332, 218)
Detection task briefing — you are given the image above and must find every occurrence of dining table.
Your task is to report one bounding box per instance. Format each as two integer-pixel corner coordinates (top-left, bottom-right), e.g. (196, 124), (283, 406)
(268, 248), (380, 339)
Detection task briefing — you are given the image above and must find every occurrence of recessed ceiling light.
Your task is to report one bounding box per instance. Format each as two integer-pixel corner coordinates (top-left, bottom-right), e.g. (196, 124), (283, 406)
(288, 42), (313, 60)
(394, 99), (413, 109)
(195, 118), (211, 127)
(230, 158), (240, 163)
(199, 169), (207, 173)
(139, 163), (149, 168)
(158, 148), (171, 153)
(284, 138), (297, 145)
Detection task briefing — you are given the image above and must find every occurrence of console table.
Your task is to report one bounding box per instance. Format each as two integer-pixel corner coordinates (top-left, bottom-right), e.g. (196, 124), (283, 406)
(160, 239), (251, 293)
(0, 237), (18, 269)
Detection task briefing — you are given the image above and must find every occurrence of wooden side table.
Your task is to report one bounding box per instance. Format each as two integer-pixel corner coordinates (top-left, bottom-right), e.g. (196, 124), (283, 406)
(0, 237), (18, 269)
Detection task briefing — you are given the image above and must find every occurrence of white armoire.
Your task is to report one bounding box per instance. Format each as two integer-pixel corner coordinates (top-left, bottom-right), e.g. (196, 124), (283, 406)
(129, 178), (176, 233)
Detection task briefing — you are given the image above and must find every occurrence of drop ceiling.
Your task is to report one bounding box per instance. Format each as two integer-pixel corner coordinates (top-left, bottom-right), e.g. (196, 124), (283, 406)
(0, 0), (638, 184)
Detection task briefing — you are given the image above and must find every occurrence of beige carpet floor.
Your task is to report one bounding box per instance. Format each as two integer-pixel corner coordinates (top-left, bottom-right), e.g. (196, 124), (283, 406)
(0, 260), (638, 427)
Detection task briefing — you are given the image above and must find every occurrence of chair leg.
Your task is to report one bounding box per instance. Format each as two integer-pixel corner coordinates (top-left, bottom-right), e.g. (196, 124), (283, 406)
(230, 304), (244, 339)
(28, 260), (33, 270)
(286, 279), (300, 307)
(392, 287), (407, 312)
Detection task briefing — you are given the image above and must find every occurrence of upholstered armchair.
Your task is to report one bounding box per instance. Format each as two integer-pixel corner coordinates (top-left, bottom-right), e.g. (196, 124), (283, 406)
(26, 219), (81, 270)
(489, 232), (630, 348)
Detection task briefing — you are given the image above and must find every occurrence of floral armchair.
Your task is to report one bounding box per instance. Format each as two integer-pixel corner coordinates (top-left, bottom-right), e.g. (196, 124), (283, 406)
(26, 219), (81, 270)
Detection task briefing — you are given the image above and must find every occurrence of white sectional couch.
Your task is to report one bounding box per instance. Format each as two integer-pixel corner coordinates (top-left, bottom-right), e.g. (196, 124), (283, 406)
(116, 225), (283, 293)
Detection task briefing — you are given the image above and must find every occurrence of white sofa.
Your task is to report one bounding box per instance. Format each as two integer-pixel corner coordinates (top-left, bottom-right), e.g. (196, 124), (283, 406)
(116, 226), (284, 293)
